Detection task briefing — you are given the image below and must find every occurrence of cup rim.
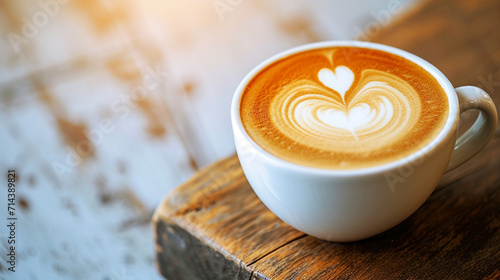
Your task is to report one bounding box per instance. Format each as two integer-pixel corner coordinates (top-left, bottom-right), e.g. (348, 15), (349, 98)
(231, 40), (459, 176)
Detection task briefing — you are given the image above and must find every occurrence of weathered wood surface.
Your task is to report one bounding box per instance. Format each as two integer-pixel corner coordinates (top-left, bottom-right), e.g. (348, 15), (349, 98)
(154, 0), (500, 279)
(155, 135), (500, 279)
(2, 0), (409, 279)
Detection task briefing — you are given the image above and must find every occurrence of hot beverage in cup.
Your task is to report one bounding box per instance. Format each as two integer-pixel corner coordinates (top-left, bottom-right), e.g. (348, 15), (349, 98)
(240, 47), (449, 169)
(231, 41), (497, 241)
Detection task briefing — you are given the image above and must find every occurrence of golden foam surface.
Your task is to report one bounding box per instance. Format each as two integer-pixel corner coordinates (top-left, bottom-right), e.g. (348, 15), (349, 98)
(240, 47), (449, 169)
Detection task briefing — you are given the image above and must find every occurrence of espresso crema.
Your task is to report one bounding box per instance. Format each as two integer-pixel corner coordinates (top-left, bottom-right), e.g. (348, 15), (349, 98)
(240, 47), (449, 169)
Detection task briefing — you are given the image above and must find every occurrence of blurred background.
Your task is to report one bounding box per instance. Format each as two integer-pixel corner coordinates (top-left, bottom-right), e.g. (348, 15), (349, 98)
(0, 0), (418, 279)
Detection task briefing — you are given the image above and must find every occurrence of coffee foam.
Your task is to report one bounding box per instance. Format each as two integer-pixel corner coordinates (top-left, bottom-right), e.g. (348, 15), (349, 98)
(240, 47), (448, 169)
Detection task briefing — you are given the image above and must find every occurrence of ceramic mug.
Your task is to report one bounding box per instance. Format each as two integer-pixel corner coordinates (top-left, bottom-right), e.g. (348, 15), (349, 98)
(231, 41), (498, 242)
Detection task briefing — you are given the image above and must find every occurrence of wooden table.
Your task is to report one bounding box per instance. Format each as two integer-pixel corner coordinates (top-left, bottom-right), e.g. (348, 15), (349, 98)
(0, 1), (424, 279)
(153, 0), (500, 278)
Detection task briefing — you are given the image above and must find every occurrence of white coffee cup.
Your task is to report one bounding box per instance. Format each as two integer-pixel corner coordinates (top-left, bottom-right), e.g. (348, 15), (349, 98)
(231, 41), (498, 242)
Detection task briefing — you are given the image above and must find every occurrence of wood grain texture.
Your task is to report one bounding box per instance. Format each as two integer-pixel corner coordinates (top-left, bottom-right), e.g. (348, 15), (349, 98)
(154, 156), (305, 280)
(154, 0), (500, 278)
(155, 137), (500, 279)
(247, 138), (500, 279)
(1, 0), (424, 278)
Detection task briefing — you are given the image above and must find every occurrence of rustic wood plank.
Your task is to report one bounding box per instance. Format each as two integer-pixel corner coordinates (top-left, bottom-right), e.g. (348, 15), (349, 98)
(154, 0), (500, 278)
(154, 137), (500, 279)
(248, 136), (500, 279)
(153, 156), (305, 280)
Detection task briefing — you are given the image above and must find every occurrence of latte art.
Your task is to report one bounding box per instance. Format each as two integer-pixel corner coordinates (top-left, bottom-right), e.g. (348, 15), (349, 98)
(240, 47), (448, 169)
(272, 68), (420, 151)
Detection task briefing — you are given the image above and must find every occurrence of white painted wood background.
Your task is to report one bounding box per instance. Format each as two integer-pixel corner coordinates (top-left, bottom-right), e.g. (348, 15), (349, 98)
(0, 0), (416, 279)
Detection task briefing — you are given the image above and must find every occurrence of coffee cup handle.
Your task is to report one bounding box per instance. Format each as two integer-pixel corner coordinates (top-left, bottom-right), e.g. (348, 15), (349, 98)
(446, 86), (498, 171)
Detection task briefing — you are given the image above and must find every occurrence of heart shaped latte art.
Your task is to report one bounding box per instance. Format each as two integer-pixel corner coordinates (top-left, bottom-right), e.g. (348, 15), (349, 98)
(270, 66), (421, 152)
